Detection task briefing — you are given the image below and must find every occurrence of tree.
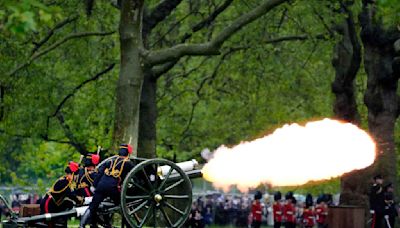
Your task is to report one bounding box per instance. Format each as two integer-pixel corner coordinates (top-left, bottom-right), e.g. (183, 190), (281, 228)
(335, 0), (400, 210)
(360, 0), (400, 188)
(113, 0), (291, 157)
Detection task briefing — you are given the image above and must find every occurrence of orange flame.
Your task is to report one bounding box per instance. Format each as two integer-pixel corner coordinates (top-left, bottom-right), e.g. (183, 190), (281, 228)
(202, 118), (375, 191)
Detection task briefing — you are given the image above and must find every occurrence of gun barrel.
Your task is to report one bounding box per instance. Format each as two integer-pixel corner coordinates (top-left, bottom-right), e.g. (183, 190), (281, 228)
(159, 159), (199, 176)
(16, 206), (88, 224)
(168, 169), (203, 182)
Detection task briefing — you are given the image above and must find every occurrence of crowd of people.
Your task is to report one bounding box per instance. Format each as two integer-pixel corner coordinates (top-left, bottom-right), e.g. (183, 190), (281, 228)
(185, 191), (333, 228)
(184, 174), (398, 228)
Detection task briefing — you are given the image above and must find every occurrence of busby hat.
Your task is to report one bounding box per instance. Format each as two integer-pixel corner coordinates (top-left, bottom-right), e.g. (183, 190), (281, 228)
(305, 193), (313, 207)
(254, 191), (262, 200)
(285, 191), (294, 200)
(274, 191), (282, 201)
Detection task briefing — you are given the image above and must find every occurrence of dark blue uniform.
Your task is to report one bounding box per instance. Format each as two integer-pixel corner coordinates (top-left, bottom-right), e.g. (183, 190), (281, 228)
(91, 155), (135, 206)
(370, 183), (385, 228)
(74, 167), (97, 199)
(80, 145), (135, 228)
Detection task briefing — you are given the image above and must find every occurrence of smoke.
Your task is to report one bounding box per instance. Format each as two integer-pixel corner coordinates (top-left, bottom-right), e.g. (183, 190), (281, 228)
(202, 119), (375, 191)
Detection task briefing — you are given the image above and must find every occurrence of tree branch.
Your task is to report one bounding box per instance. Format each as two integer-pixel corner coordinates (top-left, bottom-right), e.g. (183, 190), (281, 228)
(0, 128), (72, 145)
(312, 7), (335, 37)
(50, 63), (116, 118)
(143, 0), (183, 36)
(180, 0), (234, 43)
(143, 0), (289, 66)
(179, 49), (237, 143)
(223, 34), (320, 51)
(150, 12), (194, 48)
(56, 112), (87, 154)
(31, 15), (79, 54)
(341, 1), (361, 80)
(152, 60), (180, 79)
(8, 31), (115, 76)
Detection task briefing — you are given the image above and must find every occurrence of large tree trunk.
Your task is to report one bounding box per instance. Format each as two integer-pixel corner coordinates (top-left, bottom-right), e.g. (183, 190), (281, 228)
(330, 5), (367, 206)
(339, 2), (400, 214)
(138, 70), (157, 158)
(113, 0), (145, 156)
(360, 1), (400, 187)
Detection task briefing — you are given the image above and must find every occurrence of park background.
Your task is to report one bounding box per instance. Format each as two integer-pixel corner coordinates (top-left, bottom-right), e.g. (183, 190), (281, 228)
(0, 0), (400, 213)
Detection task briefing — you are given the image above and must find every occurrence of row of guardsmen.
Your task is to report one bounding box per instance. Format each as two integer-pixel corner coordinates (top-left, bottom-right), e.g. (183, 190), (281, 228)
(271, 192), (328, 228)
(39, 143), (135, 228)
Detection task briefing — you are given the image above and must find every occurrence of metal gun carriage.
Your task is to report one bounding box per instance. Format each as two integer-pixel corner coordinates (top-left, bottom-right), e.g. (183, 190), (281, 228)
(1, 157), (202, 228)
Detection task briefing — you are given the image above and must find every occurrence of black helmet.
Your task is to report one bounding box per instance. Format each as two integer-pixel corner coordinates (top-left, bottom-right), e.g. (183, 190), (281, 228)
(119, 144), (133, 156)
(83, 153), (100, 167)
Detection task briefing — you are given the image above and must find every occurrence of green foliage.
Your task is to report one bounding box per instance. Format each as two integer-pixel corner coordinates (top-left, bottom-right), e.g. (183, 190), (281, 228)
(155, 0), (336, 161)
(376, 0), (400, 26)
(0, 0), (61, 36)
(0, 0), (118, 185)
(275, 178), (340, 196)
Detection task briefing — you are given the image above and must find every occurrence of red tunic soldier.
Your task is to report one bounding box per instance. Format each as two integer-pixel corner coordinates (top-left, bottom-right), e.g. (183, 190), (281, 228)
(283, 193), (296, 228)
(272, 191), (283, 228)
(251, 191), (263, 228)
(315, 197), (328, 228)
(302, 194), (315, 228)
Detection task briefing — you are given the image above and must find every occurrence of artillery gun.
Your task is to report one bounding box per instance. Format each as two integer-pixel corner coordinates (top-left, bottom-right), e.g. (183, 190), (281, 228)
(1, 157), (202, 228)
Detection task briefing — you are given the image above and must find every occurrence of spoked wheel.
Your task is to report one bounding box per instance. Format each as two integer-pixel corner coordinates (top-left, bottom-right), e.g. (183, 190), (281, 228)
(121, 159), (192, 228)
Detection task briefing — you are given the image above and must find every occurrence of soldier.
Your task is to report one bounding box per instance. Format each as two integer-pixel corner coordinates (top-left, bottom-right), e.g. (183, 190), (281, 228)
(272, 191), (283, 228)
(40, 161), (82, 214)
(369, 174), (385, 228)
(302, 194), (315, 228)
(251, 191), (263, 228)
(80, 144), (136, 228)
(40, 161), (82, 227)
(315, 195), (328, 228)
(283, 193), (296, 228)
(74, 153), (100, 201)
(383, 183), (396, 228)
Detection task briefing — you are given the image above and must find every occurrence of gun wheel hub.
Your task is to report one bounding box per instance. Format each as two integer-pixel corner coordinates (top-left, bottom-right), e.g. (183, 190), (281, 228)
(154, 194), (162, 203)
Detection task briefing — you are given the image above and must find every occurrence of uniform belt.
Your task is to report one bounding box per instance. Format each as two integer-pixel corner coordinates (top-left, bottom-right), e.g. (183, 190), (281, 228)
(47, 193), (63, 206)
(78, 183), (89, 188)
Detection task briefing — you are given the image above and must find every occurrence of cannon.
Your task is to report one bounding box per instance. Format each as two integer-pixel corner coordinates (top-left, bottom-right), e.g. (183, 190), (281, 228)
(1, 157), (203, 228)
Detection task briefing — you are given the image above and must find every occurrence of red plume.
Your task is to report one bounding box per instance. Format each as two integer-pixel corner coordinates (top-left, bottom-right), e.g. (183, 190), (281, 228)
(69, 161), (79, 173)
(91, 154), (100, 165)
(127, 144), (133, 154)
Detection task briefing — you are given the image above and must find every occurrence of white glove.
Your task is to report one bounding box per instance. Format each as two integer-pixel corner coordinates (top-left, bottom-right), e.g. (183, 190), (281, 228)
(384, 215), (389, 219)
(370, 210), (375, 214)
(84, 197), (93, 205)
(76, 206), (89, 217)
(90, 186), (96, 193)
